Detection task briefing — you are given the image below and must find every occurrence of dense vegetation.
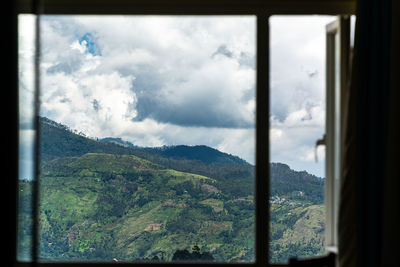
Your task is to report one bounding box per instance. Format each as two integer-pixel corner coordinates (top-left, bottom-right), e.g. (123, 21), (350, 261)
(40, 117), (255, 199)
(17, 117), (325, 262)
(269, 163), (325, 262)
(24, 153), (254, 261)
(270, 163), (324, 205)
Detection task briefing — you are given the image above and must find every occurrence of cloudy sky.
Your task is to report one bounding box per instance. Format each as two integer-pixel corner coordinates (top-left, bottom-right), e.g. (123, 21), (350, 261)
(19, 15), (335, 180)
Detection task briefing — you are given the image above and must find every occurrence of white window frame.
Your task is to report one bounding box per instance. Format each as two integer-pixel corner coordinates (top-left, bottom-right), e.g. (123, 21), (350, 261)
(325, 16), (350, 251)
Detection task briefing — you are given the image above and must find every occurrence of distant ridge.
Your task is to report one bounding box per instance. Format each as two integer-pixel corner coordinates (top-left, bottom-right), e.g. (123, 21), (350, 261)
(40, 116), (250, 166)
(20, 117), (326, 262)
(98, 139), (249, 166)
(99, 137), (138, 148)
(39, 117), (323, 200)
(147, 145), (250, 166)
(39, 117), (137, 162)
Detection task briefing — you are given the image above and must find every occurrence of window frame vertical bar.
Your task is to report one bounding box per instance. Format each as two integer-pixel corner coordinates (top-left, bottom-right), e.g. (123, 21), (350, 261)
(32, 0), (42, 264)
(255, 13), (270, 266)
(325, 17), (350, 250)
(325, 20), (337, 248)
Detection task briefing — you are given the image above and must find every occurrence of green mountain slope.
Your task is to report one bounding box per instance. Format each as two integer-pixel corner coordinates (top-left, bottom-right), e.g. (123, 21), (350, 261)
(16, 117), (326, 262)
(40, 117), (255, 198)
(269, 163), (325, 262)
(269, 202), (325, 262)
(270, 163), (324, 205)
(37, 153), (254, 262)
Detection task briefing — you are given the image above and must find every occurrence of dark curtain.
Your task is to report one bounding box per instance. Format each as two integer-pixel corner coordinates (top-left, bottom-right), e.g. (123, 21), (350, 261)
(339, 0), (398, 267)
(381, 0), (400, 265)
(338, 15), (357, 266)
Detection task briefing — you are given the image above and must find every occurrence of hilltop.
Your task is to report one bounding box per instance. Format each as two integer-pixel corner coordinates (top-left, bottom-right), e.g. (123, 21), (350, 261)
(40, 117), (255, 198)
(146, 145), (249, 166)
(98, 137), (248, 166)
(40, 117), (250, 167)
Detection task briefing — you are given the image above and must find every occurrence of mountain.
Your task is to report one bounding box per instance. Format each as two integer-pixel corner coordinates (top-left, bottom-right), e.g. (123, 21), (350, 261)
(146, 145), (249, 166)
(40, 117), (142, 162)
(40, 117), (255, 198)
(270, 163), (324, 204)
(268, 163), (325, 262)
(269, 204), (325, 262)
(99, 137), (137, 149)
(30, 152), (254, 261)
(17, 117), (325, 262)
(41, 117), (250, 167)
(98, 139), (249, 166)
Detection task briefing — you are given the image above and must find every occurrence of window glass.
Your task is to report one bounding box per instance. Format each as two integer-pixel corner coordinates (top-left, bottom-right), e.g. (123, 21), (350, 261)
(18, 15), (256, 262)
(18, 14), (36, 262)
(269, 15), (335, 263)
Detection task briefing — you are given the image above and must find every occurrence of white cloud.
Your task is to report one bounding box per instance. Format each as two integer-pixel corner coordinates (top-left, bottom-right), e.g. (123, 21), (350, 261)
(269, 15), (335, 123)
(36, 15), (256, 164)
(41, 70), (137, 138)
(269, 15), (335, 176)
(70, 40), (87, 53)
(19, 15), (333, 176)
(40, 16), (256, 128)
(18, 15), (36, 129)
(18, 15), (37, 180)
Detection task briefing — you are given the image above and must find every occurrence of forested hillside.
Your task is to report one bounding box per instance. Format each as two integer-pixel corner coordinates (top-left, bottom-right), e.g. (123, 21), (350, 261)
(269, 163), (325, 262)
(18, 117), (325, 262)
(270, 163), (324, 205)
(40, 117), (255, 198)
(22, 153), (254, 261)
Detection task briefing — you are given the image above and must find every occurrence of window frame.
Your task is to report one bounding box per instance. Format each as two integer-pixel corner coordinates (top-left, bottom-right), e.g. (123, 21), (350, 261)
(325, 16), (351, 250)
(13, 1), (356, 266)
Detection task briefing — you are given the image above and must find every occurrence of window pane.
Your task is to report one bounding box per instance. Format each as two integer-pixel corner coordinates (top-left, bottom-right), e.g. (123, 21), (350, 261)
(36, 15), (255, 262)
(269, 15), (334, 263)
(18, 14), (36, 262)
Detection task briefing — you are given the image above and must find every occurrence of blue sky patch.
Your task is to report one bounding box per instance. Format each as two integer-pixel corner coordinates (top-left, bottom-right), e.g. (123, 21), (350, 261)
(79, 33), (102, 56)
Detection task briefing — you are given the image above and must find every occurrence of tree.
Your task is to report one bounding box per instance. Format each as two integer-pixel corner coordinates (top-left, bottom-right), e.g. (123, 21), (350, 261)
(172, 246), (214, 262)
